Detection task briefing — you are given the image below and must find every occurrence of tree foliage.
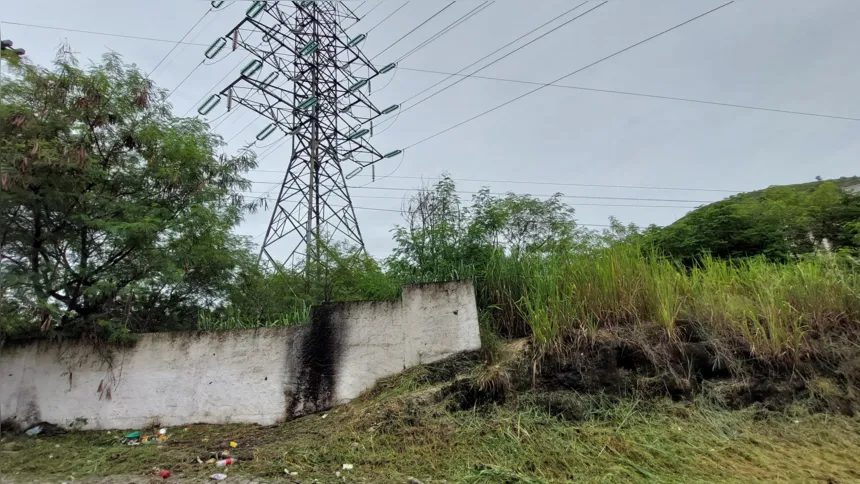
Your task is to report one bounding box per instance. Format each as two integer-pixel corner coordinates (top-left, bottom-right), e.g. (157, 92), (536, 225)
(0, 49), (257, 340)
(387, 174), (583, 282)
(647, 181), (860, 264)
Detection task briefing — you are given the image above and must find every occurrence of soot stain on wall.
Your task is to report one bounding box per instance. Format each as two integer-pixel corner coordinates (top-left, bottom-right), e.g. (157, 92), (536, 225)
(289, 303), (344, 417)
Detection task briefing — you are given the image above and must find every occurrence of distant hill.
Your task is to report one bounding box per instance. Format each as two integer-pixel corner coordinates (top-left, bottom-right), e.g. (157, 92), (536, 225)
(742, 176), (860, 198)
(648, 176), (860, 263)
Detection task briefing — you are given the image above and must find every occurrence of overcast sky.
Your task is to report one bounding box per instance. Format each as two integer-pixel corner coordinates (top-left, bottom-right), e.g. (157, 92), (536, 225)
(4, 0), (860, 259)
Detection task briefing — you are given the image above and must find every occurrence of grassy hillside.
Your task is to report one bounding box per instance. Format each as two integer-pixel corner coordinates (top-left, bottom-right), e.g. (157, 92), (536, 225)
(4, 354), (860, 483)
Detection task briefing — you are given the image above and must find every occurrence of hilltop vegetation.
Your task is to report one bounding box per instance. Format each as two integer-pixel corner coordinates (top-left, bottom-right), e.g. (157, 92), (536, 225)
(647, 177), (860, 264)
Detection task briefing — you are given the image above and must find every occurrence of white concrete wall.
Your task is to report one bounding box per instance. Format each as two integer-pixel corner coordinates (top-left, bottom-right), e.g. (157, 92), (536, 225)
(0, 281), (480, 430)
(0, 328), (299, 430)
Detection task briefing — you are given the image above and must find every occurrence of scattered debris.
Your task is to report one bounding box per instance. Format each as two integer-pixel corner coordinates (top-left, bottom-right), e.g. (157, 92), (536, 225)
(215, 458), (236, 467)
(210, 474), (228, 481)
(343, 463), (354, 471)
(407, 478), (425, 484)
(23, 422), (64, 437)
(120, 429), (170, 446)
(291, 472), (299, 477)
(321, 413), (328, 419)
(336, 471), (342, 477)
(230, 441), (238, 448)
(159, 470), (171, 479)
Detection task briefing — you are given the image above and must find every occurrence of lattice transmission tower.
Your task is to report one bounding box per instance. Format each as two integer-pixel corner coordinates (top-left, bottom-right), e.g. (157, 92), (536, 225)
(198, 0), (401, 269)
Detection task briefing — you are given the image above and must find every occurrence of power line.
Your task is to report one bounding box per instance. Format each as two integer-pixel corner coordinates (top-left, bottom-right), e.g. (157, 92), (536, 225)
(165, 60), (205, 100)
(399, 67), (860, 123)
(241, 191), (702, 208)
(2, 21), (211, 46)
(360, 0), (386, 19)
(246, 171), (739, 193)
(398, 2), (590, 107)
(150, 10), (211, 76)
(345, 175), (738, 193)
(347, 186), (715, 203)
(356, 1), (599, 187)
(371, 1), (455, 61)
(402, 1), (604, 114)
(404, 2), (735, 151)
(367, 2), (410, 34)
(305, 205), (623, 229)
(394, 1), (494, 64)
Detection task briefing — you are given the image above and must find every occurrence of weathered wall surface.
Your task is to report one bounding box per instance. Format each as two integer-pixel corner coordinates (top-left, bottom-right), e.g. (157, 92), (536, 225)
(0, 281), (480, 430)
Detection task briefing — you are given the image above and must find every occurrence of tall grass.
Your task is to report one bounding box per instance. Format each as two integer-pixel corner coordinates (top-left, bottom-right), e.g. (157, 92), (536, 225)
(196, 303), (311, 331)
(482, 246), (860, 360)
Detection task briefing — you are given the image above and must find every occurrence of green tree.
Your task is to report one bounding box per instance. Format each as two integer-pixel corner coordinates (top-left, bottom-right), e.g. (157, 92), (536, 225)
(387, 175), (585, 281)
(648, 180), (860, 264)
(468, 189), (582, 255)
(0, 49), (257, 340)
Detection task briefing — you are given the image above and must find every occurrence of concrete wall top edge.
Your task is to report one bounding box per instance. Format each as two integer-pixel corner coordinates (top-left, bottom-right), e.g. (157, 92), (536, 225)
(1, 325), (306, 354)
(401, 279), (474, 290)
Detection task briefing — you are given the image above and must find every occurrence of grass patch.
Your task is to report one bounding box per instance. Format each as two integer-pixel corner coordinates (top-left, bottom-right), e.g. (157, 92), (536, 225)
(4, 365), (860, 483)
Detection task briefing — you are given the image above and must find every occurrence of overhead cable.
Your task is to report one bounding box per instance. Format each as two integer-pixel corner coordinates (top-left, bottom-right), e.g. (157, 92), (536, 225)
(394, 1), (494, 63)
(398, 2), (591, 107)
(404, 2), (735, 151)
(370, 1), (455, 61)
(366, 2), (410, 34)
(2, 21), (210, 46)
(400, 67), (860, 123)
(401, 1), (604, 114)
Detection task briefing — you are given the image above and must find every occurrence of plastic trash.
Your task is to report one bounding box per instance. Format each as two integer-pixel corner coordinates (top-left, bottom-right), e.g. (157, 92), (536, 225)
(210, 474), (228, 481)
(343, 463), (354, 471)
(215, 458), (235, 467)
(125, 431), (141, 439)
(159, 470), (171, 479)
(25, 425), (43, 436)
(230, 441), (238, 448)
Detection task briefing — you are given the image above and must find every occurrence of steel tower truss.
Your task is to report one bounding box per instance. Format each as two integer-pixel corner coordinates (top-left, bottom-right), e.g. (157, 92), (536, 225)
(200, 0), (400, 269)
